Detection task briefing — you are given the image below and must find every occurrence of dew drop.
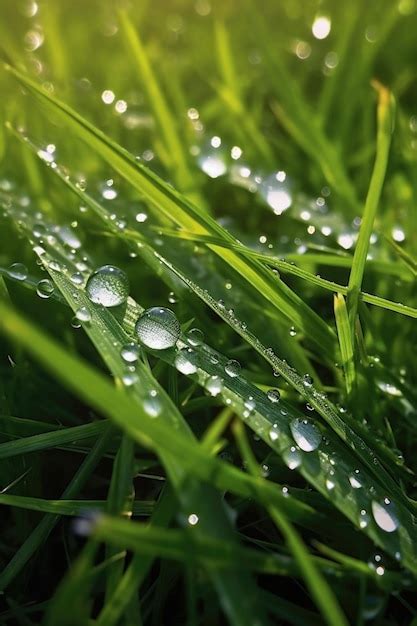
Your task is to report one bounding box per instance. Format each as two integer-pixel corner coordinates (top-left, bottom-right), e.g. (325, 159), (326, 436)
(121, 342), (140, 363)
(36, 278), (54, 299)
(75, 306), (91, 323)
(122, 371), (138, 386)
(86, 265), (129, 307)
(349, 471), (362, 489)
(371, 499), (399, 533)
(283, 446), (302, 470)
(225, 359), (241, 378)
(174, 348), (198, 375)
(302, 374), (313, 388)
(135, 307), (180, 350)
(267, 389), (280, 403)
(290, 418), (321, 452)
(186, 327), (204, 346)
(205, 375), (223, 397)
(359, 509), (370, 529)
(268, 427), (279, 442)
(70, 271), (84, 286)
(188, 513), (199, 526)
(289, 326), (297, 337)
(8, 263), (28, 281)
(143, 390), (162, 417)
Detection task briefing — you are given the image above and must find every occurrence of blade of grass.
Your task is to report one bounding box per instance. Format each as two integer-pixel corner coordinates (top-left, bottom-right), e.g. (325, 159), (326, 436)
(0, 494), (153, 516)
(232, 419), (349, 626)
(347, 82), (395, 338)
(334, 294), (355, 396)
(4, 65), (337, 361)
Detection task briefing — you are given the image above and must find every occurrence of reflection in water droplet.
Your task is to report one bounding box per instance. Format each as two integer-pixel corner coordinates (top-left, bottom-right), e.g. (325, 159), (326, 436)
(135, 307), (180, 349)
(225, 359), (241, 377)
(268, 427), (279, 442)
(175, 348), (198, 375)
(86, 265), (129, 307)
(290, 418), (321, 452)
(371, 499), (399, 533)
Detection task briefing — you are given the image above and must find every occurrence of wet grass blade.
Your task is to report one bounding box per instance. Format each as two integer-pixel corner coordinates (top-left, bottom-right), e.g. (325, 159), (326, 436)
(334, 294), (355, 396)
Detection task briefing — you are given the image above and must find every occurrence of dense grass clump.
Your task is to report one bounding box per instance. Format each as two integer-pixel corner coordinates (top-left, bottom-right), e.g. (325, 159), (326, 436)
(1, 1), (417, 624)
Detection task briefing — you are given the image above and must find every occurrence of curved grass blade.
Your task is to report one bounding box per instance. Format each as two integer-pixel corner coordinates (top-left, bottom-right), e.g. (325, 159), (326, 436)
(4, 64), (337, 360)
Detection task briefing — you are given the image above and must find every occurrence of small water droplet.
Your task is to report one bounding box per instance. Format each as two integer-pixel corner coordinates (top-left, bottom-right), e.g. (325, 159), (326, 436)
(289, 326), (297, 337)
(135, 307), (180, 349)
(302, 374), (313, 388)
(186, 327), (204, 346)
(70, 271), (84, 286)
(121, 342), (140, 363)
(36, 278), (54, 299)
(143, 390), (162, 417)
(359, 509), (370, 529)
(225, 359), (241, 377)
(290, 418), (321, 452)
(349, 472), (362, 489)
(371, 499), (399, 533)
(187, 513), (199, 526)
(75, 306), (91, 323)
(283, 446), (302, 470)
(8, 263), (28, 281)
(205, 375), (223, 397)
(86, 265), (129, 307)
(267, 389), (280, 403)
(268, 427), (279, 442)
(122, 371), (139, 386)
(175, 348), (198, 375)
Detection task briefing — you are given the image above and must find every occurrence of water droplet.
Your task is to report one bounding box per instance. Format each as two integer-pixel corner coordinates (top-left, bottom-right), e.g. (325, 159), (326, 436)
(267, 389), (280, 403)
(290, 418), (321, 452)
(175, 348), (198, 375)
(283, 446), (302, 470)
(244, 396), (256, 411)
(349, 471), (362, 489)
(371, 499), (399, 533)
(71, 316), (82, 329)
(70, 271), (84, 286)
(326, 478), (335, 490)
(302, 374), (313, 388)
(122, 371), (138, 386)
(205, 375), (223, 397)
(186, 327), (204, 346)
(168, 291), (178, 304)
(135, 307), (180, 350)
(225, 359), (241, 378)
(8, 263), (28, 281)
(36, 278), (54, 299)
(268, 427), (279, 442)
(143, 390), (162, 417)
(188, 513), (199, 526)
(121, 342), (140, 363)
(75, 306), (91, 323)
(289, 326), (297, 337)
(86, 265), (129, 307)
(359, 509), (370, 529)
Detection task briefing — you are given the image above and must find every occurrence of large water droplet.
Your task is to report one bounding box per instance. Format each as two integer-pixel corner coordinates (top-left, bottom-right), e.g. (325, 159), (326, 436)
(8, 263), (28, 281)
(225, 359), (241, 378)
(36, 279), (54, 299)
(290, 418), (321, 452)
(175, 348), (198, 374)
(86, 265), (129, 307)
(135, 307), (180, 350)
(371, 499), (399, 533)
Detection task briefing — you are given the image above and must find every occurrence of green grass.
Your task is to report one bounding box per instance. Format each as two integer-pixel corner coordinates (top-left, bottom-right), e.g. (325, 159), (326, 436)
(0, 1), (417, 624)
